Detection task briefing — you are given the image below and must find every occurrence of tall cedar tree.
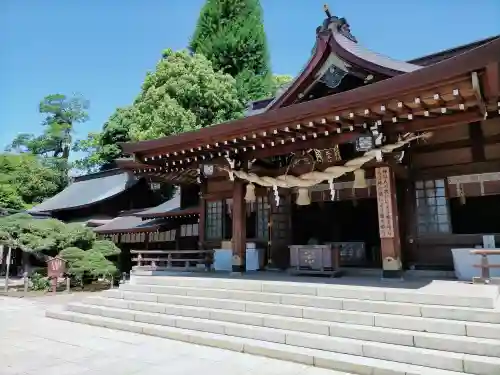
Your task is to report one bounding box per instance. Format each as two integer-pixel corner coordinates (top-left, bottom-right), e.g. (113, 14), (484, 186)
(190, 0), (272, 103)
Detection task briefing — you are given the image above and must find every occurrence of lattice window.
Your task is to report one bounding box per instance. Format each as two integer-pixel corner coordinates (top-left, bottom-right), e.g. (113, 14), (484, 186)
(256, 196), (269, 240)
(206, 200), (224, 239)
(180, 223), (199, 237)
(415, 180), (451, 234)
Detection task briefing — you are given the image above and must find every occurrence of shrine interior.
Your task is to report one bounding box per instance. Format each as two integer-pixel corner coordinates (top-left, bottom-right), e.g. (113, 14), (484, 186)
(449, 195), (500, 235)
(291, 198), (381, 268)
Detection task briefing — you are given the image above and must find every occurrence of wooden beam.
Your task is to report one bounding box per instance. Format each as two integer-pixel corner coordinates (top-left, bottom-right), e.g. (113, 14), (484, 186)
(483, 62), (500, 104)
(412, 131), (500, 154)
(413, 159), (500, 179)
(121, 38), (500, 156)
(468, 121), (486, 162)
(243, 131), (360, 160)
(389, 111), (483, 133)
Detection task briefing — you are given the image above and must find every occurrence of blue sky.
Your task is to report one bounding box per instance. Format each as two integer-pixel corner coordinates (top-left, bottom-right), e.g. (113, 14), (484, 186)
(1, 0), (499, 158)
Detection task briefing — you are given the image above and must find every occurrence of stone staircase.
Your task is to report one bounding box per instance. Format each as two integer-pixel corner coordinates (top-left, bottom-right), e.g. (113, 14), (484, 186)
(47, 276), (500, 375)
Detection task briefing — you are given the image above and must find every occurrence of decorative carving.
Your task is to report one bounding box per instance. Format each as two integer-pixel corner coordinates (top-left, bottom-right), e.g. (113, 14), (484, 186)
(320, 5), (357, 42)
(318, 65), (348, 88)
(289, 151), (315, 170)
(314, 145), (342, 163)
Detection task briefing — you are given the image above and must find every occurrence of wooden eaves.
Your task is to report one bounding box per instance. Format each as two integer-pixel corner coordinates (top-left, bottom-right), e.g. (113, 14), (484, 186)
(120, 37), (500, 172)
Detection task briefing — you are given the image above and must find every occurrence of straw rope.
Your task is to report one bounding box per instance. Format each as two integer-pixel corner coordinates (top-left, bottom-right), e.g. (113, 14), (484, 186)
(222, 132), (431, 189)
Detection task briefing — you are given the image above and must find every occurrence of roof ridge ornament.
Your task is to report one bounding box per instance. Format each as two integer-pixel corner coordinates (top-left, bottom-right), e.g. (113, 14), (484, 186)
(320, 3), (357, 43)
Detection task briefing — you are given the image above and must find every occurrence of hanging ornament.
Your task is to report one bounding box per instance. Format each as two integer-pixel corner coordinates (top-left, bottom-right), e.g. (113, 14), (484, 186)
(296, 188), (311, 205)
(273, 185), (280, 206)
(244, 183), (256, 202)
(353, 169), (368, 189)
(457, 183), (466, 205)
(329, 180), (336, 201)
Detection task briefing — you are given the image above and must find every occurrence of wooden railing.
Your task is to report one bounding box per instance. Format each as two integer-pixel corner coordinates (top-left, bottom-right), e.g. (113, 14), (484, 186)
(470, 249), (500, 284)
(131, 249), (213, 272)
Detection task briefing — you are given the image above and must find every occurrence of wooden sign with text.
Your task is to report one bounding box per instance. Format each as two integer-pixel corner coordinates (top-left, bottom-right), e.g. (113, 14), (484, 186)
(375, 167), (395, 238)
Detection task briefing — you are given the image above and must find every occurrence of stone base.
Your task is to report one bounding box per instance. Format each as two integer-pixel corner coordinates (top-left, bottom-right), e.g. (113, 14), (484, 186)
(381, 269), (404, 279)
(472, 276), (500, 285)
(231, 265), (246, 273)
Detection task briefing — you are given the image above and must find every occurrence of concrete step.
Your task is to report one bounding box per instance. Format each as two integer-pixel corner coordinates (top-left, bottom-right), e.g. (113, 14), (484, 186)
(82, 296), (500, 355)
(63, 302), (500, 373)
(132, 276), (500, 309)
(47, 309), (486, 375)
(108, 283), (500, 325)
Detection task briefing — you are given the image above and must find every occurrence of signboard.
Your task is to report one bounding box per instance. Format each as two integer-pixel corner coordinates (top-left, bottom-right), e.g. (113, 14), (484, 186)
(47, 257), (66, 278)
(355, 135), (374, 152)
(375, 167), (395, 238)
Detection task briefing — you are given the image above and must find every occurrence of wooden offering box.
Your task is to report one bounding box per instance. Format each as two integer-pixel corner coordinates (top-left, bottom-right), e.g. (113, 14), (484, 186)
(289, 244), (341, 276)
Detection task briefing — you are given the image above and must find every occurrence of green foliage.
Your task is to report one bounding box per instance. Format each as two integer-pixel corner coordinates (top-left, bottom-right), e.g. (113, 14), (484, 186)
(59, 240), (120, 280)
(0, 184), (25, 210)
(59, 246), (86, 263)
(74, 50), (244, 172)
(30, 272), (51, 291)
(1, 93), (80, 209)
(0, 153), (67, 209)
(8, 94), (89, 160)
(272, 74), (293, 93)
(0, 213), (120, 281)
(190, 0), (273, 102)
(91, 240), (121, 257)
(57, 223), (96, 250)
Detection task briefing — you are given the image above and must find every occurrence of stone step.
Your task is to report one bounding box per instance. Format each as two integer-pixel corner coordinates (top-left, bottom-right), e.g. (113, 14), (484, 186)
(64, 302), (500, 373)
(107, 284), (500, 325)
(83, 296), (500, 355)
(47, 309), (498, 375)
(94, 293), (472, 337)
(132, 276), (499, 309)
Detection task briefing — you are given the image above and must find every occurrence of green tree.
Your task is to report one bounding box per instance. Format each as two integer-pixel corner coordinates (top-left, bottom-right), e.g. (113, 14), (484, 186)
(0, 184), (25, 211)
(0, 214), (121, 284)
(8, 94), (89, 160)
(59, 239), (120, 283)
(73, 106), (137, 171)
(190, 0), (272, 103)
(74, 50), (244, 171)
(0, 153), (65, 209)
(272, 74), (293, 93)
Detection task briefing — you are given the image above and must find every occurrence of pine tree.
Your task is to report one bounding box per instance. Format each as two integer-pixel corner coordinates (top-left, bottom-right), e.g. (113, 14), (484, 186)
(190, 0), (272, 103)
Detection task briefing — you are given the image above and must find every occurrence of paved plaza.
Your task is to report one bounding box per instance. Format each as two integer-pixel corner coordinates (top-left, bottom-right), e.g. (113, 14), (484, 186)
(0, 294), (350, 375)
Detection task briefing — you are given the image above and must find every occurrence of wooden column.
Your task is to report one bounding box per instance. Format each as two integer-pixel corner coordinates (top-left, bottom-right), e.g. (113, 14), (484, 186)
(232, 180), (246, 273)
(375, 166), (403, 278)
(198, 180), (206, 250)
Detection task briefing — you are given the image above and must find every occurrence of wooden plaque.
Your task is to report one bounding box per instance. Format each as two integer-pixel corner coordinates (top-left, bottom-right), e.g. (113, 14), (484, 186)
(375, 167), (395, 238)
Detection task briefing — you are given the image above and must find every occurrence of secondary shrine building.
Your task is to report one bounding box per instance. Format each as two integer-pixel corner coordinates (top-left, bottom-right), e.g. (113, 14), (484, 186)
(105, 11), (500, 278)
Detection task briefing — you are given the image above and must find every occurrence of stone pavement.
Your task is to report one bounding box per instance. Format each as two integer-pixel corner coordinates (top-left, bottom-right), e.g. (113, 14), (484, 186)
(0, 295), (351, 375)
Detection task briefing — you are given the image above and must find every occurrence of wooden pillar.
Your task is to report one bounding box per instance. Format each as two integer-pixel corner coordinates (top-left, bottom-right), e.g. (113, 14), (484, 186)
(232, 180), (246, 273)
(198, 181), (206, 250)
(375, 166), (403, 278)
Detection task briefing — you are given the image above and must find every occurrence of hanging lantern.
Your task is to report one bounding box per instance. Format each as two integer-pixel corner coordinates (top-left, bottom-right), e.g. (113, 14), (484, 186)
(244, 183), (256, 202)
(353, 169), (368, 189)
(296, 188), (311, 205)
